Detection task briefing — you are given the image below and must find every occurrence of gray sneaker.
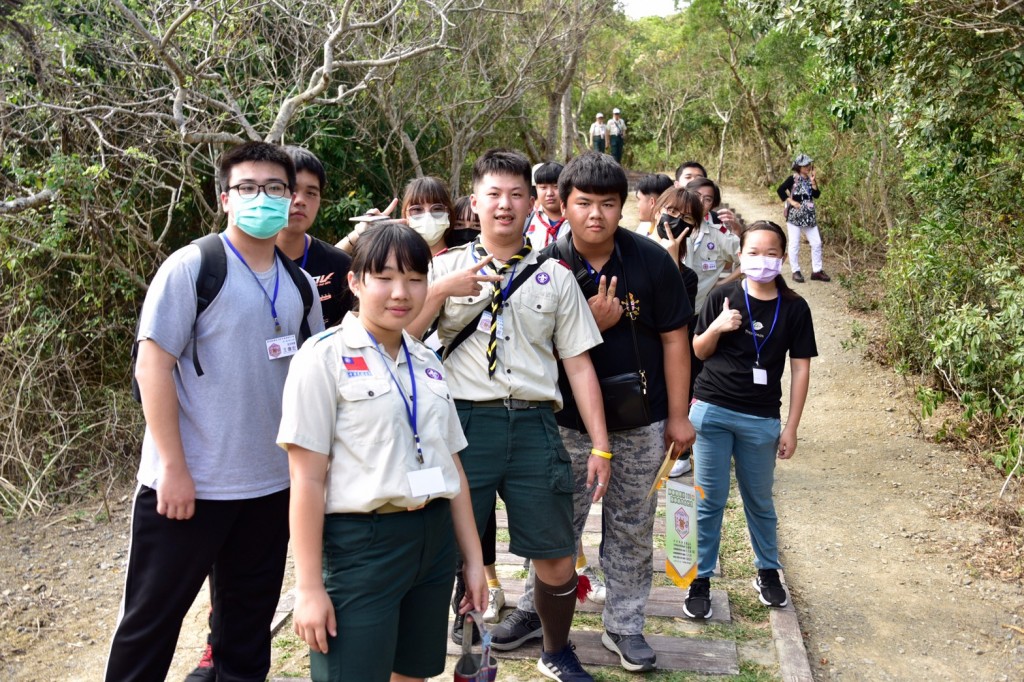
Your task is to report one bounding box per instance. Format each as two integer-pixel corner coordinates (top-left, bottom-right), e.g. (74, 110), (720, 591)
(490, 607), (542, 651)
(601, 631), (657, 671)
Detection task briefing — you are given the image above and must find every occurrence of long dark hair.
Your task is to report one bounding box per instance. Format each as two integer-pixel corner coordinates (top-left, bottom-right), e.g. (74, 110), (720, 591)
(741, 220), (800, 301)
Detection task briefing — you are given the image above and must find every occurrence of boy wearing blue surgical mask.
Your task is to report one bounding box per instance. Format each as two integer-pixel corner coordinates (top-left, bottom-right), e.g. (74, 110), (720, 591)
(105, 142), (325, 682)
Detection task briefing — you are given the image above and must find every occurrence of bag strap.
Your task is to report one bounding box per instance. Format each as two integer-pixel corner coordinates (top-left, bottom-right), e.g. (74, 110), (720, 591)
(191, 234), (228, 377)
(442, 255), (548, 362)
(275, 245), (314, 344)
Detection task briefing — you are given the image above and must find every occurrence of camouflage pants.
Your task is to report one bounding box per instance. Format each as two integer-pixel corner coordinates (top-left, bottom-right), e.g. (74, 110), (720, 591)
(517, 421), (666, 634)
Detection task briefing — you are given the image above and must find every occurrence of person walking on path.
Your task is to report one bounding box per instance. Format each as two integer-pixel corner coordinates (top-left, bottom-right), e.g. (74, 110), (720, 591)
(589, 114), (608, 154)
(682, 220), (817, 621)
(608, 108), (627, 164)
(280, 222), (486, 682)
(777, 154), (830, 282)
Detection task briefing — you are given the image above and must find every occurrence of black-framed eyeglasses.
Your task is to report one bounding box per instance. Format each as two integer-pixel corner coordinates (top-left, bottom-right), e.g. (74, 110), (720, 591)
(407, 204), (448, 219)
(229, 182), (290, 199)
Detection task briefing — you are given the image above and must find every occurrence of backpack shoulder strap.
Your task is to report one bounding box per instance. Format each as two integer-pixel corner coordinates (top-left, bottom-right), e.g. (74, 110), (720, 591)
(276, 246), (314, 344)
(189, 234), (228, 377)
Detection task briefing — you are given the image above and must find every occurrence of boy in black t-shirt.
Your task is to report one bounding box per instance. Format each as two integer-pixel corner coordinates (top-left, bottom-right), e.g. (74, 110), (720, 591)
(492, 152), (695, 672)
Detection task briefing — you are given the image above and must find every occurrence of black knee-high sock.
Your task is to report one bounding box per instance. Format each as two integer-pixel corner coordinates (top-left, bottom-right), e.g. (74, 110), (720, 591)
(534, 573), (578, 653)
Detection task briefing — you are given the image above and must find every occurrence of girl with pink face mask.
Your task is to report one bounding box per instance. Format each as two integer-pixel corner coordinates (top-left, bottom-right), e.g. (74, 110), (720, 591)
(681, 221), (818, 622)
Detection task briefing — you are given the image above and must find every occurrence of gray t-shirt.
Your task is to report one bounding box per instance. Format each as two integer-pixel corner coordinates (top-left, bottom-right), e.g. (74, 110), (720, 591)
(136, 237), (324, 500)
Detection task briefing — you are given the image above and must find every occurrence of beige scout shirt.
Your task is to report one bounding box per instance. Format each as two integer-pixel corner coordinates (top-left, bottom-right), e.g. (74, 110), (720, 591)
(277, 313), (467, 514)
(430, 244), (602, 409)
(682, 220), (740, 312)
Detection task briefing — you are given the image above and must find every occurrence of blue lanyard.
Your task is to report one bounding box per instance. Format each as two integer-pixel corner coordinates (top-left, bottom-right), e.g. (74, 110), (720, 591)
(366, 331), (424, 464)
(581, 259), (602, 285)
(222, 235), (282, 332)
(300, 235), (310, 270)
(471, 241), (518, 302)
(742, 280), (781, 368)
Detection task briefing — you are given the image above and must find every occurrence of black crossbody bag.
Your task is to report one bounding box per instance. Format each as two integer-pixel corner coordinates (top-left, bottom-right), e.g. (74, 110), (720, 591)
(552, 234), (652, 432)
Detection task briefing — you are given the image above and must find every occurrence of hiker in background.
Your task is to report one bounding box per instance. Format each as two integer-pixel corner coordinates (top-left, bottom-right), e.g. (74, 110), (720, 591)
(524, 161), (569, 250)
(106, 142), (324, 682)
(632, 173), (675, 237)
(185, 146), (352, 681)
(450, 196), (481, 247)
(650, 187), (702, 479)
(282, 221), (486, 682)
(777, 153), (830, 283)
(608, 108), (627, 164)
(682, 220), (816, 621)
(589, 113), (608, 154)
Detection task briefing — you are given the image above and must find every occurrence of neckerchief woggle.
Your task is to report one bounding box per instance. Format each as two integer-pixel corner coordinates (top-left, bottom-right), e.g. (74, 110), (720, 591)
(222, 234), (282, 333)
(366, 330), (424, 464)
(742, 279), (781, 368)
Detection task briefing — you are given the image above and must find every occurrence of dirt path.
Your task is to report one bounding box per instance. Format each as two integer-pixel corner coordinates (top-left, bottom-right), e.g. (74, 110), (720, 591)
(719, 185), (1024, 681)
(1, 186), (1022, 681)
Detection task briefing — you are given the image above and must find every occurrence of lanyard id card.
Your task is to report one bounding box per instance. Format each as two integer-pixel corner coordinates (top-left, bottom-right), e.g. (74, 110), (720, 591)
(752, 367), (768, 385)
(477, 310), (504, 337)
(266, 334), (298, 360)
(407, 467), (446, 497)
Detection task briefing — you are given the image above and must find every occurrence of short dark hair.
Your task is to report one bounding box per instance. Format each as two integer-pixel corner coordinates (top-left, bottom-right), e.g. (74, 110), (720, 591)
(401, 176), (455, 223)
(219, 142), (296, 193)
(637, 173), (674, 197)
(350, 220), (432, 278)
(685, 177), (722, 208)
(533, 162), (564, 186)
(471, 149), (532, 190)
(557, 151), (629, 204)
(454, 195), (476, 226)
(674, 161), (707, 182)
(284, 146), (326, 191)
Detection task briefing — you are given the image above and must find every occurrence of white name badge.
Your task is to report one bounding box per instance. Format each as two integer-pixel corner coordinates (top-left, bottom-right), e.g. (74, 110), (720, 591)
(266, 334), (298, 360)
(701, 261), (718, 272)
(477, 311), (504, 337)
(408, 467), (446, 498)
(753, 367), (768, 385)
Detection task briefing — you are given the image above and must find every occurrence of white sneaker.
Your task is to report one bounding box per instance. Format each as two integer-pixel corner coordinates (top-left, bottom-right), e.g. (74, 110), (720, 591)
(579, 565), (606, 605)
(483, 586), (505, 623)
(669, 457), (692, 478)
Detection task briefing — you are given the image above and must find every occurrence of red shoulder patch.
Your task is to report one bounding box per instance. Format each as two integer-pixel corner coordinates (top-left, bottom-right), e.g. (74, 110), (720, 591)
(434, 247), (451, 256)
(555, 259), (572, 270)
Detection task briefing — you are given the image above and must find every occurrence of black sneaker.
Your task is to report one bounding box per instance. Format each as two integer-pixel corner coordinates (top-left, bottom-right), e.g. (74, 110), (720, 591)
(536, 642), (594, 681)
(753, 568), (789, 607)
(601, 631), (656, 672)
(451, 610), (480, 645)
(490, 607), (542, 651)
(791, 270), (805, 283)
(682, 577), (713, 619)
(183, 643), (215, 681)
(810, 270), (831, 282)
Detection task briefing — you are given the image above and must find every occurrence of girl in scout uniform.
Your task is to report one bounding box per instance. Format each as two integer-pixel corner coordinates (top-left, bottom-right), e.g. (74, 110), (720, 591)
(279, 222), (486, 682)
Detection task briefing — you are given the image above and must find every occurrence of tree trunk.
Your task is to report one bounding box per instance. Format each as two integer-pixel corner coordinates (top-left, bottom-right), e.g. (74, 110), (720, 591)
(716, 111), (731, 185)
(560, 88), (574, 161)
(723, 37), (774, 184)
(545, 93), (560, 159)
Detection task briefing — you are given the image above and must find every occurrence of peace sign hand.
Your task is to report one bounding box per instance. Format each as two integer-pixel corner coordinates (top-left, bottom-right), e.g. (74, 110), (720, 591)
(587, 275), (622, 332)
(657, 223), (691, 264)
(436, 254), (503, 299)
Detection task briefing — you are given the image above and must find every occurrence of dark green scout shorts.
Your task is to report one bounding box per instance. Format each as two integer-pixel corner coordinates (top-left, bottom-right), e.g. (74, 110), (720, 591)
(311, 499), (454, 682)
(455, 401), (575, 560)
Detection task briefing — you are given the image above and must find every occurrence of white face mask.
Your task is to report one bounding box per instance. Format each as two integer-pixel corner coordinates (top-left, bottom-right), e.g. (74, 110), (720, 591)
(408, 213), (449, 246)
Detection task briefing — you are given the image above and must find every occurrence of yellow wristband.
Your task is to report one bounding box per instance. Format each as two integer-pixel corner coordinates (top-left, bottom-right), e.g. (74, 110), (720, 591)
(590, 448), (613, 460)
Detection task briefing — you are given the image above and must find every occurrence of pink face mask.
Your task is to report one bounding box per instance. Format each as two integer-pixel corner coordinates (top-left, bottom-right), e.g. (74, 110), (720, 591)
(741, 255), (784, 283)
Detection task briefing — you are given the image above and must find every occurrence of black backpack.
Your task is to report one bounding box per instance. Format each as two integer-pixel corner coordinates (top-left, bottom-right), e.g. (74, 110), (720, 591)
(130, 233), (314, 402)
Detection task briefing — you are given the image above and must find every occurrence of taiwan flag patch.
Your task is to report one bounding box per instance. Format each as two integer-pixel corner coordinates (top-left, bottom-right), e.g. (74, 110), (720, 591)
(342, 355), (371, 377)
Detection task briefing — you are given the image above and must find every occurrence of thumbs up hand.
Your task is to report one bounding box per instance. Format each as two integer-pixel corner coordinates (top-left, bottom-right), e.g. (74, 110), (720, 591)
(713, 296), (743, 334)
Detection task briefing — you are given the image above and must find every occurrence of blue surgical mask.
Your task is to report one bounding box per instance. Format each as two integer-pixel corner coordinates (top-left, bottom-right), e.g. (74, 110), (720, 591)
(234, 193), (291, 239)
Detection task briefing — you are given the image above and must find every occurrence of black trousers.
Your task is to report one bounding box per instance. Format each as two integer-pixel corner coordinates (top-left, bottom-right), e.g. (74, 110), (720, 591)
(105, 485), (289, 682)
